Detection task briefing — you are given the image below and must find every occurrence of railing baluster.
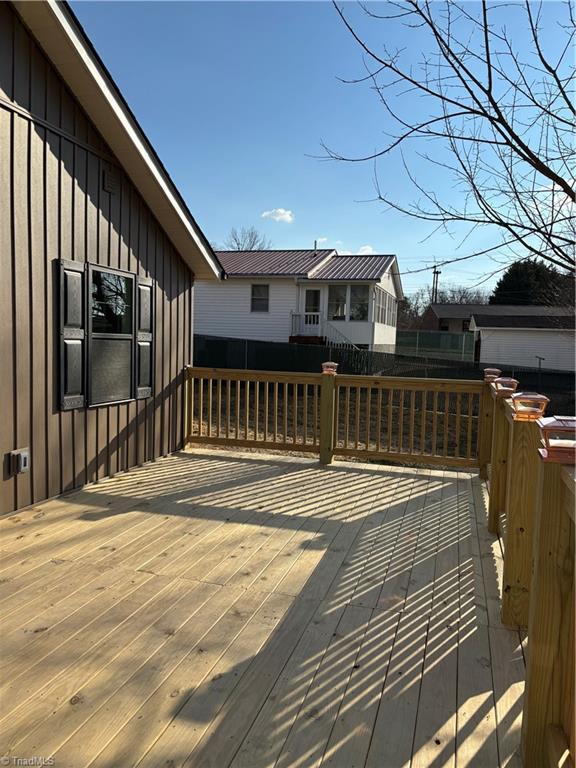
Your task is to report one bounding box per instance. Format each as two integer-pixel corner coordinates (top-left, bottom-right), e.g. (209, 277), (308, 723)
(254, 381), (259, 441)
(355, 387), (361, 449)
(345, 387), (350, 448)
(431, 391), (438, 455)
(283, 382), (288, 444)
(303, 383), (308, 445)
(235, 380), (240, 439)
(398, 389), (405, 452)
(420, 390), (427, 454)
(226, 379), (231, 439)
(387, 388), (393, 452)
(334, 385), (340, 449)
(188, 373), (196, 437)
(198, 377), (204, 437)
(443, 391), (450, 457)
(264, 382), (269, 442)
(376, 387), (382, 452)
(365, 387), (371, 451)
(273, 382), (278, 443)
(216, 379), (222, 437)
(293, 381), (298, 444)
(455, 392), (461, 458)
(466, 393), (473, 458)
(244, 380), (249, 440)
(207, 378), (213, 438)
(409, 390), (415, 454)
(313, 384), (318, 445)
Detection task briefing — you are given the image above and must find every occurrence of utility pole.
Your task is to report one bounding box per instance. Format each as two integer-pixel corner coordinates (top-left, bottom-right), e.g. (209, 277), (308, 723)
(431, 266), (441, 303)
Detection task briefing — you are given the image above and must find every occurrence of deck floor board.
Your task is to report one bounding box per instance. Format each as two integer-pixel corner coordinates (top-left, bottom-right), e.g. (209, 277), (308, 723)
(0, 449), (525, 767)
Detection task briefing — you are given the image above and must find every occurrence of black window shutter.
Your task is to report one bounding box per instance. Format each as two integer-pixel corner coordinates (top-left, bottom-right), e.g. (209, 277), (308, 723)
(59, 259), (86, 410)
(135, 275), (153, 399)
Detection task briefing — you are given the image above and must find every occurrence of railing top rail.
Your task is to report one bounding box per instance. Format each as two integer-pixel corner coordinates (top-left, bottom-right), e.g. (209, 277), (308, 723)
(186, 366), (323, 384)
(335, 374), (484, 392)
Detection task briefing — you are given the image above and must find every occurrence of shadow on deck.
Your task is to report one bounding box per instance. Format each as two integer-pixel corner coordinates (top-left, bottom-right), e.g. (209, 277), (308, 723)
(0, 449), (525, 767)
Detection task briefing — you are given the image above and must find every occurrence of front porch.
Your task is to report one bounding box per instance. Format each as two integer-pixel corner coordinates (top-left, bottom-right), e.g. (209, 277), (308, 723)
(0, 448), (524, 767)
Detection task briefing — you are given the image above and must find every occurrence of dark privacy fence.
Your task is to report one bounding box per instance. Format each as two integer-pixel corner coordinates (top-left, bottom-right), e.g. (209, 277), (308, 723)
(193, 334), (574, 414)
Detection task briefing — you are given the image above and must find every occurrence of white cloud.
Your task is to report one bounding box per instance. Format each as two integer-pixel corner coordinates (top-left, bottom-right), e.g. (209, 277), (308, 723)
(338, 250), (352, 256)
(357, 245), (375, 255)
(261, 208), (295, 223)
(316, 237), (328, 244)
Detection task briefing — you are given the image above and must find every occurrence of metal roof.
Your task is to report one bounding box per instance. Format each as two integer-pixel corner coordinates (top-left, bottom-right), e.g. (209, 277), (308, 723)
(471, 314), (575, 330)
(430, 304), (574, 319)
(308, 254), (396, 281)
(216, 249), (398, 282)
(216, 249), (334, 277)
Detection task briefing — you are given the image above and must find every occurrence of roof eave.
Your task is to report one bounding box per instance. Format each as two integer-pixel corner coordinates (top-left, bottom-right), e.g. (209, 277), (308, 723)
(13, 0), (223, 281)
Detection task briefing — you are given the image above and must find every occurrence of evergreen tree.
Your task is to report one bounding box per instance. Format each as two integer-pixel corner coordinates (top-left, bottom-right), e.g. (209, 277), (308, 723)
(489, 260), (574, 306)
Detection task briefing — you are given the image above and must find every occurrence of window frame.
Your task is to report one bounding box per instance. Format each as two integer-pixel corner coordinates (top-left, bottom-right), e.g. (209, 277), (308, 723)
(250, 283), (270, 313)
(87, 263), (137, 407)
(349, 285), (370, 322)
(327, 284), (348, 321)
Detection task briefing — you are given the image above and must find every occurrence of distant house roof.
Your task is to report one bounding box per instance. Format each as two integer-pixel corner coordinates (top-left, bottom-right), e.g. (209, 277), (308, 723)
(215, 249), (402, 293)
(429, 304), (574, 319)
(215, 249), (334, 277)
(471, 314), (575, 330)
(309, 254), (395, 281)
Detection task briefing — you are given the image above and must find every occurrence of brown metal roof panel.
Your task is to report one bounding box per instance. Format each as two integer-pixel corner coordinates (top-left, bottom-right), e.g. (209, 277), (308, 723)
(215, 249), (333, 277)
(310, 254), (395, 281)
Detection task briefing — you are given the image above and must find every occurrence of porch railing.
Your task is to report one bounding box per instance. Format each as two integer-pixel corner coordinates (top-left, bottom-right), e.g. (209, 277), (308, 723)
(480, 374), (575, 768)
(183, 363), (575, 767)
(183, 365), (484, 468)
(290, 312), (359, 350)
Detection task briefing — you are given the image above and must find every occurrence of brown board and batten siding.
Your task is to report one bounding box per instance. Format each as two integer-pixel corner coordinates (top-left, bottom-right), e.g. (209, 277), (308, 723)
(0, 3), (193, 515)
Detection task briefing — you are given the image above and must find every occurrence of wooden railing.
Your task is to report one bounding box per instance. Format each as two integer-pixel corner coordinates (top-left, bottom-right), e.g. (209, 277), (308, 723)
(183, 366), (484, 468)
(332, 374), (483, 468)
(479, 373), (575, 768)
(183, 364), (575, 765)
(183, 368), (322, 452)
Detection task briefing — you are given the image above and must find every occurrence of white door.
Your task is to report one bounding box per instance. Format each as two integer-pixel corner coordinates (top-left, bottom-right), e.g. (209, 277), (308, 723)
(303, 289), (321, 334)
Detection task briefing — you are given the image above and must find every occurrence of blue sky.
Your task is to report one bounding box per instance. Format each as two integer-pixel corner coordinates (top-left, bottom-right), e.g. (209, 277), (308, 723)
(70, 1), (561, 294)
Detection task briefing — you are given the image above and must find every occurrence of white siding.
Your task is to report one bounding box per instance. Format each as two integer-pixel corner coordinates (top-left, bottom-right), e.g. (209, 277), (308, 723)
(194, 278), (298, 343)
(373, 323), (396, 349)
(479, 329), (575, 371)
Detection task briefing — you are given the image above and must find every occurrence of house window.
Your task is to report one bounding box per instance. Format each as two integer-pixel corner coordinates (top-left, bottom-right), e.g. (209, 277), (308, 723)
(90, 270), (134, 404)
(251, 284), (269, 312)
(59, 260), (153, 411)
(374, 287), (396, 326)
(350, 286), (369, 321)
(328, 285), (347, 321)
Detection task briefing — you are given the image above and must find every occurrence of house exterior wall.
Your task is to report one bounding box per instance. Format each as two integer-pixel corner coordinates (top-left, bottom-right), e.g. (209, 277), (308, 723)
(373, 323), (397, 349)
(478, 329), (576, 371)
(0, 3), (194, 514)
(194, 278), (299, 343)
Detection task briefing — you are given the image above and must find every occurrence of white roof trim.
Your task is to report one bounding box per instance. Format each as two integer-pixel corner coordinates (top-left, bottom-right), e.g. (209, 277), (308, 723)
(13, 0), (222, 280)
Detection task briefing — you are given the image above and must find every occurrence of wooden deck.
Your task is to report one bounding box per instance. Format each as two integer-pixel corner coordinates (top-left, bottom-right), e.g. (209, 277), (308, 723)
(0, 449), (525, 768)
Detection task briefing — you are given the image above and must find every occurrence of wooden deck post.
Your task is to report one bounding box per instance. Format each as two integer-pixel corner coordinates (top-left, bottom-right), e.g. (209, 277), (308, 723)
(319, 363), (337, 465)
(478, 379), (495, 480)
(521, 460), (575, 768)
(500, 403), (541, 627)
(488, 391), (511, 534)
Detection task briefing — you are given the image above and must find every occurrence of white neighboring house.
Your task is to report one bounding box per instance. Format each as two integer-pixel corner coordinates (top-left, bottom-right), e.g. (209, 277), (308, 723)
(470, 310), (575, 371)
(194, 249), (404, 350)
